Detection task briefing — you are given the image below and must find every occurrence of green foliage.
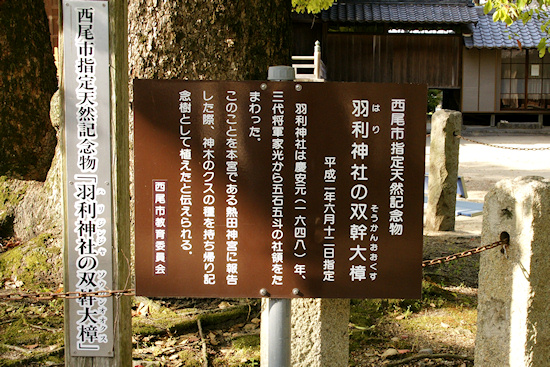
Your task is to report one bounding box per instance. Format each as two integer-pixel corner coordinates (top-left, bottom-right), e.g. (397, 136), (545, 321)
(177, 350), (202, 366)
(427, 89), (442, 113)
(0, 300), (64, 366)
(0, 233), (60, 290)
(133, 304), (252, 337)
(232, 335), (260, 350)
(350, 282), (476, 330)
(237, 359), (260, 367)
(292, 0), (334, 13)
(0, 178), (27, 215)
(348, 281), (478, 360)
(485, 0), (550, 56)
(0, 177), (26, 238)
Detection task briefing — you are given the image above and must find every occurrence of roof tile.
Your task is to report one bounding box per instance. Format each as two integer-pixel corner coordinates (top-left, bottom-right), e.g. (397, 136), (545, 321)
(465, 8), (547, 49)
(316, 2), (545, 50)
(321, 2), (479, 23)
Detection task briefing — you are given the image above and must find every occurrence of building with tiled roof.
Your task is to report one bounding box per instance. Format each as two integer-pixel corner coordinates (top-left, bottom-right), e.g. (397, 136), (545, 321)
(43, 0), (550, 124)
(465, 6), (548, 49)
(293, 0), (550, 125)
(320, 0), (479, 24)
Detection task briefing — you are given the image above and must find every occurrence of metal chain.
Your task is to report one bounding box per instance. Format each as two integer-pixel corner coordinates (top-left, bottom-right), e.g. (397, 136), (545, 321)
(456, 134), (550, 151)
(0, 240), (508, 299)
(0, 134), (516, 299)
(422, 239), (508, 268)
(0, 289), (135, 302)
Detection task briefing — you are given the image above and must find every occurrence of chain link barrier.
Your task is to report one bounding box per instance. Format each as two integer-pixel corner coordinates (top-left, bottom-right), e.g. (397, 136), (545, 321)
(456, 134), (550, 151)
(428, 132), (550, 151)
(0, 240), (509, 301)
(0, 132), (522, 301)
(0, 289), (135, 302)
(422, 239), (508, 268)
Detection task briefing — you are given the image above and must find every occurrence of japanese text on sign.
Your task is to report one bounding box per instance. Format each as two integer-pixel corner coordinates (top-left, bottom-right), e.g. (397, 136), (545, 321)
(64, 1), (114, 357)
(134, 80), (426, 299)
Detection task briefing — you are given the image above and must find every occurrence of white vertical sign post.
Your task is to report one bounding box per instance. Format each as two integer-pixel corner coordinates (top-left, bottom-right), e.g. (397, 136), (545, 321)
(63, 1), (114, 357)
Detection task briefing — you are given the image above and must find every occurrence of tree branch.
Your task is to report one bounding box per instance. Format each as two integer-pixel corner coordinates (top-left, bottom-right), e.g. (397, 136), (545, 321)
(386, 353), (474, 366)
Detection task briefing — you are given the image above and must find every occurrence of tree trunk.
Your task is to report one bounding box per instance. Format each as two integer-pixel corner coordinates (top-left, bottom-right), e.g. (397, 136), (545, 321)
(0, 0), (58, 181)
(128, 0), (292, 81)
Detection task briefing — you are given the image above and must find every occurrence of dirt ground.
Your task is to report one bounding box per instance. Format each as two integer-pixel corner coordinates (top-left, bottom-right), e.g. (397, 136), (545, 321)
(352, 128), (550, 367)
(421, 129), (550, 290)
(426, 128), (550, 236)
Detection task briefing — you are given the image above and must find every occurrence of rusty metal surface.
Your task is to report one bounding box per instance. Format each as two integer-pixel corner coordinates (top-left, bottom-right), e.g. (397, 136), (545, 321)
(133, 80), (426, 299)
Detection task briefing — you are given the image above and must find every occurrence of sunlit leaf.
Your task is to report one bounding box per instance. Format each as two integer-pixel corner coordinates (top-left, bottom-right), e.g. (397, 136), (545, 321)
(505, 15), (514, 25)
(292, 0), (335, 14)
(493, 8), (504, 21)
(538, 38), (547, 57)
(490, 0), (550, 53)
(484, 1), (494, 14)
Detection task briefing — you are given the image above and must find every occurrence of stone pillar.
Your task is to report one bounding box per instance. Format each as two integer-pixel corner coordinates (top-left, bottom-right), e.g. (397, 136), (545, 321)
(475, 176), (550, 366)
(425, 109), (462, 231)
(290, 299), (350, 367)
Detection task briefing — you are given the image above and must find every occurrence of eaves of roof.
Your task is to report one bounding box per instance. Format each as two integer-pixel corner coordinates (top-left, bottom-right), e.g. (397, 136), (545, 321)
(320, 2), (479, 24)
(464, 7), (548, 49)
(297, 2), (547, 50)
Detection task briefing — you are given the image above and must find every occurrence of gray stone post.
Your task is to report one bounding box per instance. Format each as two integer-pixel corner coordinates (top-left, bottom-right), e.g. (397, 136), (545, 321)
(425, 109), (462, 231)
(475, 176), (550, 366)
(291, 299), (350, 367)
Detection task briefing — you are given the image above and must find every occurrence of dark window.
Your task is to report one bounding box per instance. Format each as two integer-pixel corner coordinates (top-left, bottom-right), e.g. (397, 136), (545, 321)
(501, 50), (550, 110)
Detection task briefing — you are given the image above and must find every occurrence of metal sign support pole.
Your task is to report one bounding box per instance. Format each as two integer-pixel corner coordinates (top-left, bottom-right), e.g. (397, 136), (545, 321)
(265, 298), (292, 366)
(261, 65), (295, 367)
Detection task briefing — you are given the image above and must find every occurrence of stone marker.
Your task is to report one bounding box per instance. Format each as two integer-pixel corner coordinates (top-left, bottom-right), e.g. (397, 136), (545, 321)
(475, 176), (550, 366)
(290, 299), (350, 367)
(425, 109), (462, 231)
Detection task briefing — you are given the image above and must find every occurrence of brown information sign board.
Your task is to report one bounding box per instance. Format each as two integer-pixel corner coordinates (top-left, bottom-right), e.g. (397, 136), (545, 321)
(134, 80), (426, 299)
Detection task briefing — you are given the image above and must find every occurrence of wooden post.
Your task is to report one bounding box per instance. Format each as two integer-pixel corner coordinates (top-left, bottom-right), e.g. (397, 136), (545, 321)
(61, 0), (131, 365)
(107, 0), (132, 365)
(313, 41), (321, 80)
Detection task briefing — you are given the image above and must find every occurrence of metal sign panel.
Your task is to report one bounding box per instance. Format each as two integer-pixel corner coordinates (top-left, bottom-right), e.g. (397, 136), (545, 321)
(134, 80), (426, 299)
(63, 1), (114, 356)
